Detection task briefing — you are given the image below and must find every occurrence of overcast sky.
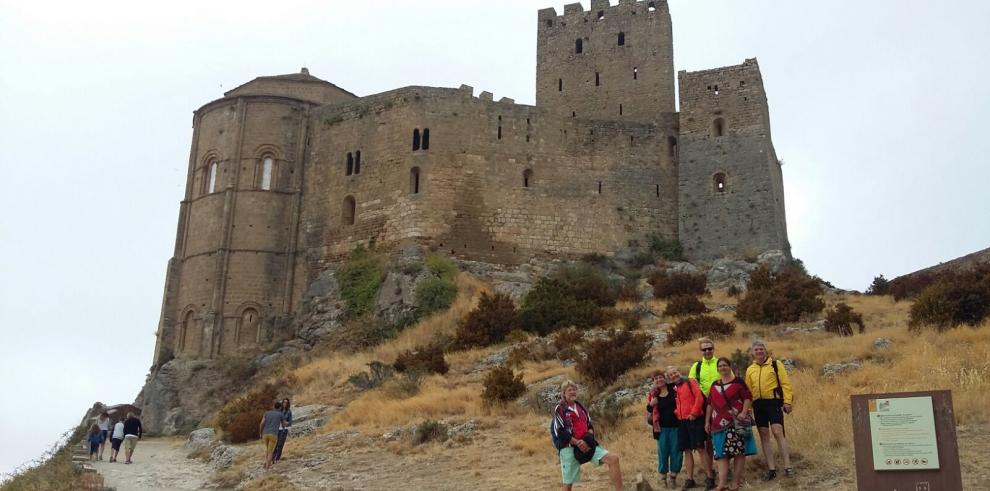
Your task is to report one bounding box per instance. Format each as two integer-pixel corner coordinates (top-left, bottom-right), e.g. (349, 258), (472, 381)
(2, 0), (988, 477)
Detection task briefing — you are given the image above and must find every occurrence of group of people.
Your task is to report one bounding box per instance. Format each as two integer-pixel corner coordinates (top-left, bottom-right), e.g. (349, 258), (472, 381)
(259, 397), (293, 470)
(87, 412), (143, 464)
(551, 337), (794, 491)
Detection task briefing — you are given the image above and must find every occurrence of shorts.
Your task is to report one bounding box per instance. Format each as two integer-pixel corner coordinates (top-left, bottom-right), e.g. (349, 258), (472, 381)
(111, 438), (123, 451)
(89, 441), (100, 454)
(263, 433), (278, 455)
(101, 430), (108, 442)
(559, 445), (609, 485)
(123, 435), (139, 452)
(677, 418), (707, 450)
(753, 399), (785, 428)
(711, 428), (758, 460)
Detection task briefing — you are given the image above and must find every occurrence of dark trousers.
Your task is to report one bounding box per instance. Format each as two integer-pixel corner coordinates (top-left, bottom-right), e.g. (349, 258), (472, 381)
(273, 429), (289, 461)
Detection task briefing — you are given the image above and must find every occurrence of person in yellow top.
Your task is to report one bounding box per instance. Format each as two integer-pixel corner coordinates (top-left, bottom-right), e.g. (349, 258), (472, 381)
(687, 337), (720, 397)
(744, 340), (794, 481)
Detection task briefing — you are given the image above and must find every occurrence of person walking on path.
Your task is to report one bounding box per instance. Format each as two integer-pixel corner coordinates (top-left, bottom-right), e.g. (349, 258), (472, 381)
(109, 418), (125, 462)
(96, 412), (111, 461)
(744, 340), (795, 481)
(551, 380), (623, 491)
(122, 412), (143, 464)
(260, 401), (285, 471)
(87, 424), (102, 462)
(667, 366), (715, 490)
(648, 371), (681, 488)
(272, 398), (293, 463)
(706, 357), (757, 491)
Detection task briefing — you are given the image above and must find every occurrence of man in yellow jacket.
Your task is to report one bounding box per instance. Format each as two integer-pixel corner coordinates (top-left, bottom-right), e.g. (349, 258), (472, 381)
(745, 340), (794, 481)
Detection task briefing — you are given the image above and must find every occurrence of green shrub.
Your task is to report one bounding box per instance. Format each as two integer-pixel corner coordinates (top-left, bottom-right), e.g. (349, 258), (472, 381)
(384, 371), (425, 398)
(909, 267), (990, 330)
(726, 285), (742, 297)
(824, 303), (865, 336)
(425, 254), (458, 281)
(577, 329), (651, 387)
(649, 235), (685, 261)
(504, 329), (530, 344)
(888, 271), (939, 301)
(520, 277), (604, 335)
(413, 420), (449, 445)
(214, 376), (296, 443)
(727, 348), (751, 377)
(316, 316), (398, 352)
(394, 345), (449, 375)
(456, 292), (520, 348)
(866, 275), (890, 296)
(481, 366), (527, 405)
(663, 295), (709, 316)
(338, 246), (384, 317)
(415, 276), (458, 317)
(667, 315), (736, 345)
(649, 271), (708, 299)
(735, 266), (825, 324)
(347, 361), (395, 391)
(551, 264), (620, 307)
(620, 311), (641, 330)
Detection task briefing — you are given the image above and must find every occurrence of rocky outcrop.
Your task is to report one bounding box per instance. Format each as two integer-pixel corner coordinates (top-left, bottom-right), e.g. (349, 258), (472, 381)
(135, 359), (230, 435)
(295, 269), (346, 344)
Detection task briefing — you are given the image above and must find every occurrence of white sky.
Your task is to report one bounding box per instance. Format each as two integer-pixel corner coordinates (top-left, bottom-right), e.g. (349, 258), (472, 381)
(1, 0), (988, 476)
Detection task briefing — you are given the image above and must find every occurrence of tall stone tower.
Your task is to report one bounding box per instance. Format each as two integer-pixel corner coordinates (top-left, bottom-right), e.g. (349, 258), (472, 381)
(676, 59), (789, 260)
(152, 69), (357, 365)
(536, 0), (675, 123)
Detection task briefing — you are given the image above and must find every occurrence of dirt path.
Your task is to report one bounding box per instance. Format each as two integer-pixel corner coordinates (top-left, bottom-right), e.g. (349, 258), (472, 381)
(92, 438), (213, 491)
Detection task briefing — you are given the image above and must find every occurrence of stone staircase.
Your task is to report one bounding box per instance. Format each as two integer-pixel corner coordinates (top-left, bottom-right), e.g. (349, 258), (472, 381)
(69, 441), (105, 490)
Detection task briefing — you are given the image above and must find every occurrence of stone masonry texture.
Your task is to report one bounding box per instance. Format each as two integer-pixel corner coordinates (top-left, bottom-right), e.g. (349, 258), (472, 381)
(150, 0), (789, 364)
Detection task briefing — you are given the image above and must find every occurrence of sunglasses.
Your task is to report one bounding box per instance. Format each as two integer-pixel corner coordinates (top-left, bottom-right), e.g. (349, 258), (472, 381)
(701, 347), (714, 352)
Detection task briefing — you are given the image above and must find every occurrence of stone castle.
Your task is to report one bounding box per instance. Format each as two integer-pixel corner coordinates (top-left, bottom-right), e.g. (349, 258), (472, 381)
(151, 0), (788, 365)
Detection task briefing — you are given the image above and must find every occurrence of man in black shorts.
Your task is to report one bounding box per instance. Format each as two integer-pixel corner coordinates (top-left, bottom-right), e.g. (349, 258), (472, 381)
(745, 340), (794, 480)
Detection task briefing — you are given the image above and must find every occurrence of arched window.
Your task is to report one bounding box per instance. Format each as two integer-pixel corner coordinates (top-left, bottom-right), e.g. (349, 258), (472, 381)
(238, 308), (260, 347)
(354, 151), (362, 174)
(422, 129), (430, 150)
(180, 310), (198, 356)
(412, 129), (421, 151)
(410, 167), (421, 194)
(713, 173), (727, 193)
(346, 153), (354, 176)
(207, 160), (218, 194)
(712, 118), (725, 137)
(618, 32), (626, 46)
(523, 169), (533, 188)
(575, 38), (583, 54)
(633, 67), (638, 80)
(260, 156), (274, 190)
(343, 195), (356, 225)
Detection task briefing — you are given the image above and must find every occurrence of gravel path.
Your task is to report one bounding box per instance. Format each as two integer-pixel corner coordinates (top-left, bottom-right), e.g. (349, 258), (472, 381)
(92, 438), (212, 491)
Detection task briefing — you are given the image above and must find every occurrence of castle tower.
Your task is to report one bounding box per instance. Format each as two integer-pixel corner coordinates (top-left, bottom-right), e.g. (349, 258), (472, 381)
(536, 0), (675, 123)
(152, 69), (357, 364)
(676, 59), (789, 260)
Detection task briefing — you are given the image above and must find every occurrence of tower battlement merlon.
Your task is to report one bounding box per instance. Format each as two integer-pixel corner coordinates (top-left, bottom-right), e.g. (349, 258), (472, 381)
(539, 0), (668, 22)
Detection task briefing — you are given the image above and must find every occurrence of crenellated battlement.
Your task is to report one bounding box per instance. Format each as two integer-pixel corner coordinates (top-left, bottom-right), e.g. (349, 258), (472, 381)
(538, 0), (667, 23)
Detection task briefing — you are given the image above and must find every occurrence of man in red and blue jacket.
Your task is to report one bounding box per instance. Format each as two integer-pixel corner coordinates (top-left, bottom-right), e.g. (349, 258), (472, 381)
(551, 380), (623, 490)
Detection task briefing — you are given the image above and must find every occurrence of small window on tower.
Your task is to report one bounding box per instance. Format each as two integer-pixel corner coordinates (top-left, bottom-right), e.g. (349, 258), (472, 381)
(712, 118), (725, 138)
(618, 32), (625, 46)
(559, 78), (563, 91)
(523, 169), (533, 188)
(207, 160), (218, 193)
(633, 67), (638, 80)
(412, 129), (421, 151)
(410, 167), (421, 194)
(422, 128), (430, 150)
(713, 173), (727, 193)
(575, 38), (583, 54)
(595, 72), (600, 86)
(354, 150), (361, 174)
(648, 2), (657, 12)
(346, 152), (354, 176)
(261, 156), (273, 190)
(343, 195), (356, 225)
(546, 19), (553, 28)
(597, 11), (604, 20)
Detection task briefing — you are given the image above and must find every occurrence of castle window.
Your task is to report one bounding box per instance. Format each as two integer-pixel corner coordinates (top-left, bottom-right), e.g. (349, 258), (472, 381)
(346, 152), (354, 176)
(667, 136), (678, 161)
(575, 38), (583, 54)
(354, 150), (361, 174)
(207, 160), (218, 194)
(497, 126), (502, 140)
(595, 72), (600, 86)
(619, 104), (623, 115)
(656, 184), (660, 197)
(546, 19), (553, 28)
(179, 310), (196, 355)
(238, 308), (259, 347)
(559, 78), (563, 92)
(648, 2), (657, 12)
(261, 156), (274, 190)
(422, 128), (430, 150)
(412, 129), (421, 151)
(714, 173), (727, 193)
(342, 195), (356, 225)
(712, 118), (725, 137)
(523, 169), (533, 188)
(410, 167), (421, 194)
(633, 67), (638, 80)
(618, 32), (625, 46)
(597, 11), (604, 20)
(598, 181), (602, 194)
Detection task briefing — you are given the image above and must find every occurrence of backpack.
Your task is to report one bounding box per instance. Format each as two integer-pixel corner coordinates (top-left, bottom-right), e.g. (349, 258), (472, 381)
(770, 359), (785, 400)
(692, 361), (708, 401)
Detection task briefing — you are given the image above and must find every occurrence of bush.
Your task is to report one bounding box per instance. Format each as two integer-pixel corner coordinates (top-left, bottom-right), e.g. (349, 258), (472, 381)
(415, 276), (458, 317)
(588, 398), (630, 440)
(413, 420), (449, 445)
(824, 303), (865, 336)
(726, 285), (742, 297)
(649, 271), (708, 299)
(735, 266), (825, 324)
(727, 348), (750, 377)
(456, 292), (520, 348)
(667, 315), (736, 345)
(552, 327), (586, 360)
(520, 277), (604, 335)
(649, 235), (685, 261)
(866, 275), (890, 296)
(338, 245), (385, 317)
(215, 376), (296, 443)
(888, 271), (939, 301)
(551, 264), (620, 307)
(909, 267), (990, 330)
(620, 311), (641, 330)
(663, 295), (709, 316)
(393, 345), (449, 375)
(317, 316), (398, 352)
(577, 329), (651, 387)
(504, 329), (530, 344)
(384, 371), (425, 398)
(425, 254), (458, 281)
(482, 366), (527, 405)
(617, 280), (641, 302)
(347, 361), (395, 391)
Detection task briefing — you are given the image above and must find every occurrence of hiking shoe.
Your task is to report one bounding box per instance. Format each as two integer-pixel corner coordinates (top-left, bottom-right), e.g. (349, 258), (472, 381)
(764, 469), (778, 481)
(784, 467), (795, 477)
(682, 478), (698, 489)
(704, 477), (716, 490)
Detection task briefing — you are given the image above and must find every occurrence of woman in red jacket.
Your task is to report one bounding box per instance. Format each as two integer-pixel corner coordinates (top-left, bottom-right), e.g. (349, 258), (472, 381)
(667, 365), (715, 490)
